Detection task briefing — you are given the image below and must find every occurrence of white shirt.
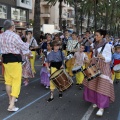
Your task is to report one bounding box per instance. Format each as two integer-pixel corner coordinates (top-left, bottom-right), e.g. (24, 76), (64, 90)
(93, 43), (112, 63)
(29, 37), (38, 47)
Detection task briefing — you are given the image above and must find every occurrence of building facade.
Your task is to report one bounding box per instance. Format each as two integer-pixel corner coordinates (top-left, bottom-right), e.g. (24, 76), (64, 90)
(29, 0), (75, 30)
(0, 0), (32, 30)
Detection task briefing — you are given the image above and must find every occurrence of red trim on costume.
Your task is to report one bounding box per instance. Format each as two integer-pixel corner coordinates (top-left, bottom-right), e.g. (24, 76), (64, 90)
(112, 59), (120, 74)
(114, 59), (120, 66)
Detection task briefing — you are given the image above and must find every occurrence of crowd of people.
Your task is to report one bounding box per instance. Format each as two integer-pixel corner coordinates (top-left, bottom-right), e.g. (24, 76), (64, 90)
(0, 19), (120, 117)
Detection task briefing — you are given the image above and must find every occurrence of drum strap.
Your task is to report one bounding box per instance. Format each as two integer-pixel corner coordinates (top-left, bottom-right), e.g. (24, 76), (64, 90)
(74, 42), (79, 49)
(99, 43), (107, 54)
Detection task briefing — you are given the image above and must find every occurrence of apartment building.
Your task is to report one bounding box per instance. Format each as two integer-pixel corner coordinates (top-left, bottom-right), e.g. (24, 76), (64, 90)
(0, 0), (32, 31)
(29, 0), (75, 30)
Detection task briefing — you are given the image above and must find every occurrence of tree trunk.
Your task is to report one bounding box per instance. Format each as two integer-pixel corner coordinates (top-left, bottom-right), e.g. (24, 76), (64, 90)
(105, 1), (109, 30)
(87, 11), (90, 30)
(94, 0), (97, 32)
(74, 0), (79, 35)
(59, 0), (63, 31)
(110, 2), (116, 35)
(33, 0), (41, 43)
(80, 8), (83, 35)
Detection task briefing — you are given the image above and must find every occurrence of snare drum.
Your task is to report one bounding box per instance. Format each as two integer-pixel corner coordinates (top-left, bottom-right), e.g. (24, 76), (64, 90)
(50, 69), (73, 91)
(113, 64), (120, 73)
(82, 64), (101, 81)
(66, 54), (74, 60)
(72, 66), (82, 74)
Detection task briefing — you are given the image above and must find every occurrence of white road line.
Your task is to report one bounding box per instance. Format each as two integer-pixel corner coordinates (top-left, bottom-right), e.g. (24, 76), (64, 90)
(3, 92), (50, 120)
(81, 105), (94, 120)
(0, 78), (40, 97)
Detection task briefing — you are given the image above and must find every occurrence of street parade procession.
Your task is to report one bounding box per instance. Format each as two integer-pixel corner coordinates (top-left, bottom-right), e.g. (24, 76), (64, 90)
(0, 0), (120, 120)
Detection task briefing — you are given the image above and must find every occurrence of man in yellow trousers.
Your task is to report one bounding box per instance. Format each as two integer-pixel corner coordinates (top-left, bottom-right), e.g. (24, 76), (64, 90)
(0, 20), (30, 111)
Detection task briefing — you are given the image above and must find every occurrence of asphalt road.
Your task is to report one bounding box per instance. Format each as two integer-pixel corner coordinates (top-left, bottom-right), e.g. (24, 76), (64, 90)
(0, 58), (120, 120)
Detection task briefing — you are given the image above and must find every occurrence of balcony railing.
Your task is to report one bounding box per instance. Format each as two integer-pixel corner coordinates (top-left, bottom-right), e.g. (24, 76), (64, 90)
(40, 13), (50, 18)
(67, 7), (74, 11)
(41, 1), (51, 6)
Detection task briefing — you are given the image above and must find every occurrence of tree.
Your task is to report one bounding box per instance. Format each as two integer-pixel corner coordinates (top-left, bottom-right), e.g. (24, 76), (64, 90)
(45, 0), (73, 31)
(33, 0), (41, 43)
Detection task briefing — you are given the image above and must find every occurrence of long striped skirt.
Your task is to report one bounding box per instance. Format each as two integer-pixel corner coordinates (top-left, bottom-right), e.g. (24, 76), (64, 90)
(22, 57), (34, 79)
(83, 58), (115, 108)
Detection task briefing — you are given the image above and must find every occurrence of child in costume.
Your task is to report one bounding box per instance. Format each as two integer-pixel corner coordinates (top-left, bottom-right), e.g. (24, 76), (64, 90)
(40, 43), (52, 88)
(46, 41), (65, 102)
(112, 44), (120, 83)
(73, 44), (89, 89)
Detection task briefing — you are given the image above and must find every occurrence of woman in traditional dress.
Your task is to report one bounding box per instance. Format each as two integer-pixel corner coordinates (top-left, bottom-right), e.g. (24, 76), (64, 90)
(22, 50), (34, 86)
(83, 29), (115, 116)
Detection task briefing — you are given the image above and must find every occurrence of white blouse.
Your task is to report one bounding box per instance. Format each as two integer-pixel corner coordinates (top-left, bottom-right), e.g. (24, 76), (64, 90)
(93, 43), (112, 63)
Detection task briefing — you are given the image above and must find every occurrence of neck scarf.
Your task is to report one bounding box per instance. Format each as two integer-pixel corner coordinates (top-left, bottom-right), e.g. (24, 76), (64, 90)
(94, 40), (107, 57)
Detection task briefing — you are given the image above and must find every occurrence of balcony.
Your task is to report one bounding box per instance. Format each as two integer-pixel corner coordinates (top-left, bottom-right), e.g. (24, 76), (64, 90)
(62, 14), (67, 19)
(41, 1), (51, 6)
(67, 17), (74, 21)
(67, 7), (74, 11)
(67, 15), (74, 21)
(16, 0), (32, 9)
(40, 13), (50, 18)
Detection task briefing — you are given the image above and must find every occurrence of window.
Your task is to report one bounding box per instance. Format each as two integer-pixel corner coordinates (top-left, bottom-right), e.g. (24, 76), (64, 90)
(44, 19), (49, 24)
(11, 7), (26, 22)
(0, 4), (7, 19)
(21, 0), (30, 5)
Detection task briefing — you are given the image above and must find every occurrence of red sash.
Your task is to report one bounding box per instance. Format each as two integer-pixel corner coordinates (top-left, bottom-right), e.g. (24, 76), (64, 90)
(114, 59), (120, 66)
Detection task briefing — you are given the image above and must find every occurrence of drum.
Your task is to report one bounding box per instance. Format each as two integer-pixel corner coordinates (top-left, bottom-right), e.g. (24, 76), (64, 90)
(113, 64), (120, 72)
(50, 69), (73, 91)
(66, 54), (74, 60)
(82, 64), (101, 81)
(72, 66), (82, 74)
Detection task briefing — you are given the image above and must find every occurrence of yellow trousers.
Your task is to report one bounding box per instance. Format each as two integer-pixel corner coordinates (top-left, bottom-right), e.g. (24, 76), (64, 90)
(3, 62), (22, 98)
(30, 51), (36, 73)
(50, 67), (57, 90)
(62, 50), (67, 57)
(112, 72), (120, 80)
(75, 66), (85, 84)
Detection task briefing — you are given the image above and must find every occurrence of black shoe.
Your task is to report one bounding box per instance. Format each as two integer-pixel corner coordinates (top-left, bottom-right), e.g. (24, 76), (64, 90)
(79, 84), (83, 90)
(79, 86), (83, 90)
(47, 98), (54, 102)
(115, 80), (119, 84)
(59, 93), (63, 98)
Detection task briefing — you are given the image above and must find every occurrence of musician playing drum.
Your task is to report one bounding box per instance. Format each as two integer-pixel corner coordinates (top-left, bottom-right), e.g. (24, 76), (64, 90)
(82, 31), (94, 59)
(73, 44), (89, 90)
(112, 44), (120, 83)
(66, 32), (80, 76)
(46, 41), (65, 102)
(83, 29), (115, 116)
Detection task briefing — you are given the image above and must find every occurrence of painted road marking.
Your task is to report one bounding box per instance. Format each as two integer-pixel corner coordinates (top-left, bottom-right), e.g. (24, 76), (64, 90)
(81, 105), (94, 120)
(3, 92), (50, 120)
(0, 78), (40, 97)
